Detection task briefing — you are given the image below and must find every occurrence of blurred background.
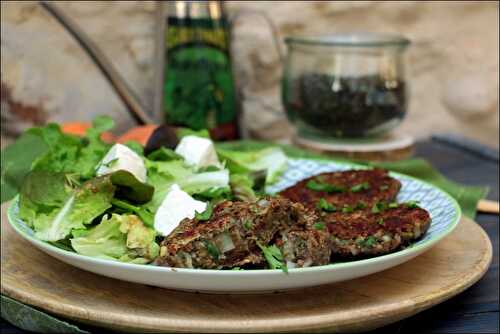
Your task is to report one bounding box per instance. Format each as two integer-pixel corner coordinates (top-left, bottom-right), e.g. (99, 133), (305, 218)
(1, 1), (498, 147)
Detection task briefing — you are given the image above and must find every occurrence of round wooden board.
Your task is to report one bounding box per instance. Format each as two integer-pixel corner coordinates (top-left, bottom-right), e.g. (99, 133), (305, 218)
(0, 203), (492, 333)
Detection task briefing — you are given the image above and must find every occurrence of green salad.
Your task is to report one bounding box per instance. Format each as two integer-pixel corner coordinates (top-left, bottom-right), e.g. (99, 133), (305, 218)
(1, 116), (288, 264)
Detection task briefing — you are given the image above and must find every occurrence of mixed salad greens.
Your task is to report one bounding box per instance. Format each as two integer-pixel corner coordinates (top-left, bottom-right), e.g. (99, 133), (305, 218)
(1, 116), (288, 264)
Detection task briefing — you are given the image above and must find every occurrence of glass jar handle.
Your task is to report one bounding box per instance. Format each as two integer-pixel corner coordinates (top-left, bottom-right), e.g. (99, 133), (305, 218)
(229, 10), (286, 118)
(229, 9), (285, 64)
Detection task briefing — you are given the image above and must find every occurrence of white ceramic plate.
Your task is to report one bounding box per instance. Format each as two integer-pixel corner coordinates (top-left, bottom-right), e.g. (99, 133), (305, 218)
(7, 158), (461, 293)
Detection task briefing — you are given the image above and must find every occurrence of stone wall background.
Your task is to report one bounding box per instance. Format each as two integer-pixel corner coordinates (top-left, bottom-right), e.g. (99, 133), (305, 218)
(1, 1), (499, 147)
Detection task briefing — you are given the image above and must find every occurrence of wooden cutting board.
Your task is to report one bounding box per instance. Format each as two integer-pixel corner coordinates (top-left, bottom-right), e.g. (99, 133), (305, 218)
(0, 203), (492, 333)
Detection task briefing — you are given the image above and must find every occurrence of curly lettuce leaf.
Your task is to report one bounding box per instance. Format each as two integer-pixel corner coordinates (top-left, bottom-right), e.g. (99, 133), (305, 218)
(18, 171), (76, 227)
(28, 124), (82, 175)
(70, 213), (159, 264)
(229, 173), (256, 201)
(1, 116), (115, 203)
(216, 147), (288, 184)
(72, 116), (115, 179)
(33, 176), (115, 242)
(176, 127), (210, 139)
(109, 170), (154, 204)
(1, 132), (50, 202)
(123, 140), (144, 157)
(144, 159), (229, 212)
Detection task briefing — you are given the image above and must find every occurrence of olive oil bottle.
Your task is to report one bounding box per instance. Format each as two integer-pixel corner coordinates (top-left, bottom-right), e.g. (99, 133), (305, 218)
(160, 1), (239, 140)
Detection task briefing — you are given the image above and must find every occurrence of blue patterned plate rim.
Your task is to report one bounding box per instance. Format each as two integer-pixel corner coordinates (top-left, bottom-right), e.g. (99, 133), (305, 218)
(7, 158), (461, 275)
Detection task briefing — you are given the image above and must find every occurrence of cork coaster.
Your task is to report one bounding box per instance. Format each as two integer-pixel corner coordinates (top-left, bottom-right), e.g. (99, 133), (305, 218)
(293, 132), (415, 161)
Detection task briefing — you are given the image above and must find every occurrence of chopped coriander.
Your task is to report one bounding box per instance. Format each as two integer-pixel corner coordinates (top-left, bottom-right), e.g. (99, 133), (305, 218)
(355, 202), (367, 210)
(342, 205), (354, 213)
(351, 182), (370, 192)
(377, 218), (385, 225)
(306, 179), (345, 193)
(379, 185), (389, 191)
(231, 267), (243, 271)
(317, 198), (337, 212)
(257, 242), (288, 273)
(372, 202), (389, 213)
(405, 200), (421, 209)
(364, 236), (377, 247)
(313, 222), (326, 230)
(357, 236), (377, 248)
(204, 241), (220, 261)
(195, 202), (213, 221)
(243, 220), (253, 230)
(388, 202), (399, 209)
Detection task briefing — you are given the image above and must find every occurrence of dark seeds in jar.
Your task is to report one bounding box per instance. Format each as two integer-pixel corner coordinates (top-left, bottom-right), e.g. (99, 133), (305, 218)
(288, 73), (406, 137)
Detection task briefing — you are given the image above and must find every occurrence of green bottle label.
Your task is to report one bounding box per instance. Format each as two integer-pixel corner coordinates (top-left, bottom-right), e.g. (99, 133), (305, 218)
(163, 17), (237, 131)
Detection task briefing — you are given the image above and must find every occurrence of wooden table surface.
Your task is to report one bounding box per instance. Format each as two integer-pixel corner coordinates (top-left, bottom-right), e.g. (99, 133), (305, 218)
(1, 138), (499, 334)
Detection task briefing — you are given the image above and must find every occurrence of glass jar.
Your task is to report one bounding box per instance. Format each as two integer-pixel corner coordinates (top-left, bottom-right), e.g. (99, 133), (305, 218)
(282, 33), (410, 140)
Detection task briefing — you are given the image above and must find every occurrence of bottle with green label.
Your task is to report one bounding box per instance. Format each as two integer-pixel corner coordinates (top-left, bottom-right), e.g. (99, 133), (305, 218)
(162, 1), (239, 140)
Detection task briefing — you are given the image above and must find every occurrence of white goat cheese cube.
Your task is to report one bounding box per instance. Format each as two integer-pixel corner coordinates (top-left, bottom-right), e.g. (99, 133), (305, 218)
(175, 135), (221, 168)
(96, 143), (147, 183)
(154, 184), (207, 236)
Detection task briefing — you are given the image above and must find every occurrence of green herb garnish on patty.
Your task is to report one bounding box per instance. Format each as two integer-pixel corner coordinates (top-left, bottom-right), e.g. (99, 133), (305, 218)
(204, 241), (220, 261)
(405, 200), (421, 209)
(243, 220), (253, 230)
(351, 182), (370, 192)
(313, 222), (326, 230)
(306, 179), (345, 193)
(357, 236), (377, 248)
(317, 198), (337, 212)
(195, 202), (213, 221)
(355, 202), (367, 210)
(257, 242), (288, 273)
(342, 205), (354, 213)
(364, 236), (377, 247)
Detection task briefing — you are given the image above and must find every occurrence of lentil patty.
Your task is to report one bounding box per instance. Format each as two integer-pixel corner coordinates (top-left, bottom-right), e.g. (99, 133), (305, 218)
(155, 197), (331, 269)
(324, 205), (431, 258)
(279, 169), (401, 209)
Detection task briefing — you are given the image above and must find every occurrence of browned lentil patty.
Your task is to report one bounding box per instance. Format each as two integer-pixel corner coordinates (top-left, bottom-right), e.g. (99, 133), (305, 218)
(279, 169), (401, 209)
(279, 169), (431, 259)
(155, 197), (331, 269)
(324, 205), (431, 258)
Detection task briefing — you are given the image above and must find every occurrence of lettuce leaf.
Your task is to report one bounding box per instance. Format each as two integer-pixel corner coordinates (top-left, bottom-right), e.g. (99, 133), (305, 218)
(18, 171), (76, 227)
(144, 159), (229, 212)
(176, 127), (210, 139)
(109, 170), (154, 204)
(146, 147), (182, 161)
(70, 213), (159, 264)
(216, 147), (288, 184)
(29, 176), (115, 242)
(1, 116), (115, 203)
(74, 116), (115, 179)
(229, 173), (256, 201)
(1, 132), (50, 202)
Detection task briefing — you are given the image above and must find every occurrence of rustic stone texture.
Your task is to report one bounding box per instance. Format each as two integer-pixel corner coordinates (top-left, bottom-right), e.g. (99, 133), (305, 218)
(1, 1), (498, 147)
